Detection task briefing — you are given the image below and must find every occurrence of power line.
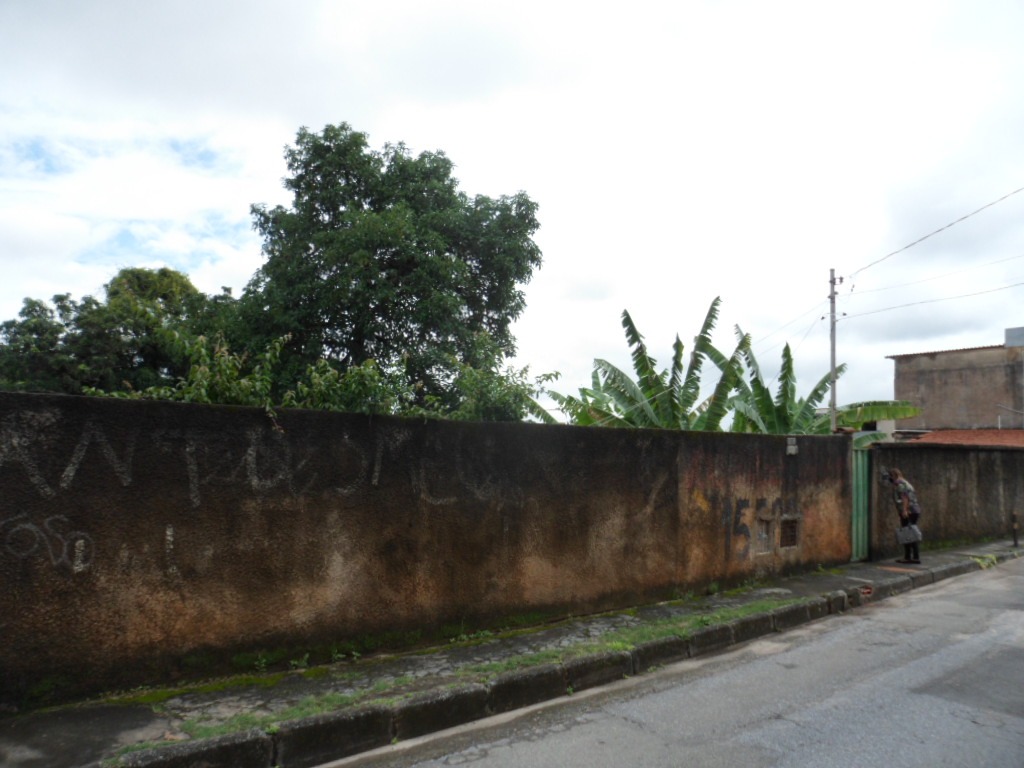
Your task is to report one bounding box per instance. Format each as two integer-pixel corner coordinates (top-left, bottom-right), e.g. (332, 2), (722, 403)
(848, 252), (1024, 296)
(754, 300), (827, 348)
(840, 279), (1024, 320)
(847, 184), (1024, 278)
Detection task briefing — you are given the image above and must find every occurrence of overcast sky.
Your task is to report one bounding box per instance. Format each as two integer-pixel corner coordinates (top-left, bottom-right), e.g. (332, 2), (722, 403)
(2, 0), (1023, 420)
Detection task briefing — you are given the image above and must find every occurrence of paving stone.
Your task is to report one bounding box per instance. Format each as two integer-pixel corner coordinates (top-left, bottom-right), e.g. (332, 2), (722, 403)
(772, 602), (811, 631)
(806, 597), (829, 621)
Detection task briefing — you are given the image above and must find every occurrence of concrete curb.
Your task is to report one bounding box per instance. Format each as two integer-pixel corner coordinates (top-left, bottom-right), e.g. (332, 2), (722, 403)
(394, 684), (489, 741)
(118, 728), (273, 768)
(273, 706), (393, 768)
(109, 549), (1020, 768)
(564, 650), (633, 692)
(487, 663), (567, 715)
(728, 613), (775, 645)
(632, 634), (691, 673)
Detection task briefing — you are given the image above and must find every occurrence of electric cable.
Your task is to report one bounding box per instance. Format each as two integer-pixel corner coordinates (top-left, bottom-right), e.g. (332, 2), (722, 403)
(847, 253), (1024, 296)
(840, 279), (1024, 320)
(847, 184), (1024, 278)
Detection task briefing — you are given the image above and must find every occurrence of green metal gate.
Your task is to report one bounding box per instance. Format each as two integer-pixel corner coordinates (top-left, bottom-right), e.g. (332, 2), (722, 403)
(851, 448), (871, 561)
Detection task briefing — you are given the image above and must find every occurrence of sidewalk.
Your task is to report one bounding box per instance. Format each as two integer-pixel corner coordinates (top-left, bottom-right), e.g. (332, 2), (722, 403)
(2, 541), (1020, 768)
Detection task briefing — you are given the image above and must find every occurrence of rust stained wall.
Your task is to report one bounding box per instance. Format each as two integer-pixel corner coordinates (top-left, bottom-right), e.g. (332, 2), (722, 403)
(677, 433), (851, 584)
(0, 393), (851, 706)
(869, 443), (1024, 558)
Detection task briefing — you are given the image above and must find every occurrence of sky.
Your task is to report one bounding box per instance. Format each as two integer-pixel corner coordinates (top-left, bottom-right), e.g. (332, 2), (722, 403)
(2, 0), (1023, 421)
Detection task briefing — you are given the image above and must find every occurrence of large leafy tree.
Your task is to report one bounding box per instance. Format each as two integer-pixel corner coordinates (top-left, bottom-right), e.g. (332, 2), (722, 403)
(544, 297), (749, 430)
(0, 267), (235, 394)
(0, 296), (75, 392)
(242, 123), (542, 408)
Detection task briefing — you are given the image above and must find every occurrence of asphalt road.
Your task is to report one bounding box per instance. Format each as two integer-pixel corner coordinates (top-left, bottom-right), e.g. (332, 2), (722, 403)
(329, 557), (1024, 768)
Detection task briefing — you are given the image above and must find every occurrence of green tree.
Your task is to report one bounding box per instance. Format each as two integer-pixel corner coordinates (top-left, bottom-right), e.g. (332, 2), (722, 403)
(427, 332), (545, 422)
(73, 267), (204, 391)
(545, 298), (749, 430)
(242, 123), (542, 409)
(714, 329), (919, 437)
(102, 333), (390, 418)
(0, 267), (238, 395)
(0, 297), (74, 391)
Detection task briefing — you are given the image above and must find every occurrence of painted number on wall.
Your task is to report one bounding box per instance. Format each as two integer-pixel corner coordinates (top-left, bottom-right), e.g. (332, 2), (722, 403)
(721, 497), (752, 561)
(719, 496), (800, 561)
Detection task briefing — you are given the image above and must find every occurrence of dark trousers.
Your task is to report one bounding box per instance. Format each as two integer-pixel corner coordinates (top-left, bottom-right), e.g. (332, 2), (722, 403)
(902, 511), (920, 561)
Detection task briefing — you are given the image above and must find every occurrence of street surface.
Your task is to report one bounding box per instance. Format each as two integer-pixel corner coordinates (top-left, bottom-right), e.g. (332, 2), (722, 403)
(331, 557), (1024, 768)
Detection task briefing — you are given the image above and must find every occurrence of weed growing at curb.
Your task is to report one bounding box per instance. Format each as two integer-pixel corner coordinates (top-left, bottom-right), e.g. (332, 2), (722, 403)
(454, 597), (802, 682)
(103, 673), (288, 707)
(98, 594), (810, 763)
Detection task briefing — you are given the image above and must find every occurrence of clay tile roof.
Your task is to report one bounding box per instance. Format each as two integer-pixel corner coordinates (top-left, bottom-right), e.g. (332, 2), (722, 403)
(910, 429), (1024, 448)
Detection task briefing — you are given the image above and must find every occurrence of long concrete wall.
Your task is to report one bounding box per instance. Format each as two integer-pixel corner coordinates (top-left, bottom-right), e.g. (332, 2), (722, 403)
(0, 392), (851, 709)
(869, 443), (1024, 558)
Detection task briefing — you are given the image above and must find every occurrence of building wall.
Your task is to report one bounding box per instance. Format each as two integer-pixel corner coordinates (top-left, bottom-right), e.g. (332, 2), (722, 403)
(0, 392), (852, 709)
(892, 346), (1024, 429)
(869, 443), (1024, 559)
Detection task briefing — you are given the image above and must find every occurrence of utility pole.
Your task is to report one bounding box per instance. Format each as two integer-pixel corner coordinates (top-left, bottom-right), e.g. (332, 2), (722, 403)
(829, 269), (841, 432)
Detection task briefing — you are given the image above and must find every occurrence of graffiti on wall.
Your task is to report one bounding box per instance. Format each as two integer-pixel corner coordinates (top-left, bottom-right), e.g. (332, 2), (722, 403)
(0, 412), (136, 499)
(1, 513), (93, 573)
(705, 494), (802, 562)
(0, 412), (127, 572)
(3, 408), (626, 515)
(1, 407), (682, 576)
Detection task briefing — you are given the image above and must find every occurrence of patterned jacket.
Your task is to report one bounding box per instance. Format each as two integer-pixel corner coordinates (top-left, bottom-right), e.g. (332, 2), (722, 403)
(892, 479), (921, 516)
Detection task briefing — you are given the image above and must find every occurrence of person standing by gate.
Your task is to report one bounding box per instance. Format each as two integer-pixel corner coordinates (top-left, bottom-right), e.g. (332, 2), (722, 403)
(889, 468), (922, 564)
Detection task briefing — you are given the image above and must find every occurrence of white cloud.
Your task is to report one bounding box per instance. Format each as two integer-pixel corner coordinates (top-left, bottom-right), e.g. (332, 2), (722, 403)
(1, 0), (1023, 415)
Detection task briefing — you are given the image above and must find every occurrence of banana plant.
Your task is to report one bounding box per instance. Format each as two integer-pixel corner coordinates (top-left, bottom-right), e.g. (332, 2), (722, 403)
(714, 326), (919, 439)
(547, 297), (750, 431)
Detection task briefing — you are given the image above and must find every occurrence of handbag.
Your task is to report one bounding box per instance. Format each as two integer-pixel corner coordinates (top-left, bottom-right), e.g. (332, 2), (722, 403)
(896, 524), (922, 545)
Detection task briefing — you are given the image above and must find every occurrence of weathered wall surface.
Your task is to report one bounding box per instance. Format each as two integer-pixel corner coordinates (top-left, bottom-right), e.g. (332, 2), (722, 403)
(869, 443), (1024, 558)
(0, 393), (851, 707)
(892, 346), (1024, 429)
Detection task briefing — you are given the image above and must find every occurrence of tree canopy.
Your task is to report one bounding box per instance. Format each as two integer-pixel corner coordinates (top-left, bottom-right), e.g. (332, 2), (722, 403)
(0, 121), (918, 433)
(242, 123), (543, 407)
(0, 267), (232, 394)
(0, 124), (545, 422)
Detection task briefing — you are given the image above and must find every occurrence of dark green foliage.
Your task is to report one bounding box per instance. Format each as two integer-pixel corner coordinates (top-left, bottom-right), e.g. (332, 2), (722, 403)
(95, 329), (542, 423)
(0, 297), (73, 392)
(242, 123), (543, 409)
(1, 123), (545, 421)
(0, 267), (235, 395)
